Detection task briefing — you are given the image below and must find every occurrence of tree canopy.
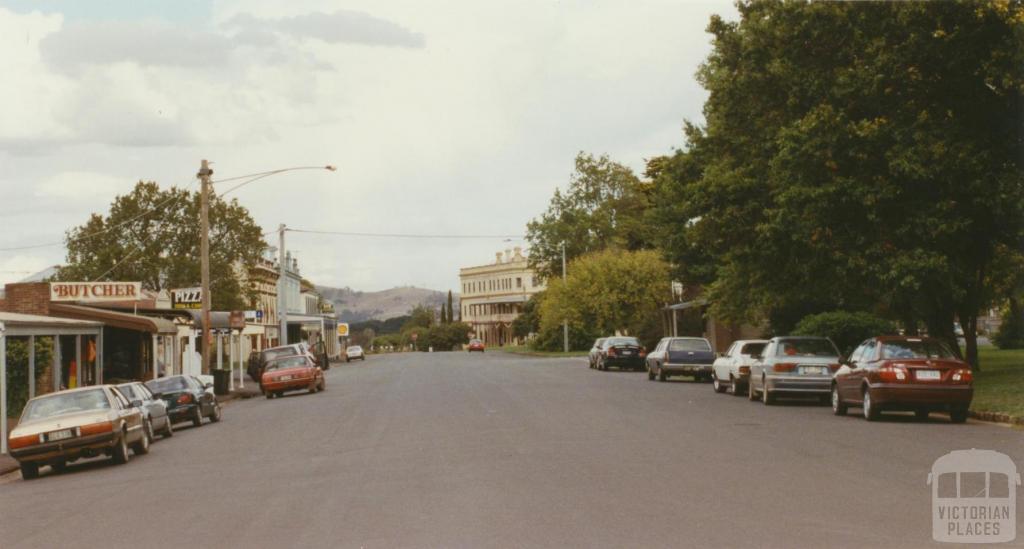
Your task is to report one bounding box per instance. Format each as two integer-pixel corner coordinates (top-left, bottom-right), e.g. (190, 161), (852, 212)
(58, 181), (267, 310)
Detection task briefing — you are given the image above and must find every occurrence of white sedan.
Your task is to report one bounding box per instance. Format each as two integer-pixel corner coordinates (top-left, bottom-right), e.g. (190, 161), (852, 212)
(345, 346), (366, 362)
(712, 339), (769, 395)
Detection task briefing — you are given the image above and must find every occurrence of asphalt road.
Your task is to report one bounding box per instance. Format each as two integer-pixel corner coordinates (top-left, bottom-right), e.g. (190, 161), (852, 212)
(1, 351), (1022, 548)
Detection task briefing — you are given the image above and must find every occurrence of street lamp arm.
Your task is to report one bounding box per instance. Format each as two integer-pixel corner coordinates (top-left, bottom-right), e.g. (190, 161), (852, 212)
(213, 166), (338, 197)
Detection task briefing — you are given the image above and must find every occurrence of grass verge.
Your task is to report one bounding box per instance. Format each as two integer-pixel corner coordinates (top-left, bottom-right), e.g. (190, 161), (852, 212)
(499, 345), (590, 358)
(971, 346), (1024, 422)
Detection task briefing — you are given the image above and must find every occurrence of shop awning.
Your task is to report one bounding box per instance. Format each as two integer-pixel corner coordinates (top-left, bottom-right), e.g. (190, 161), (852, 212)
(286, 314), (328, 326)
(0, 311), (102, 336)
(49, 304), (177, 334)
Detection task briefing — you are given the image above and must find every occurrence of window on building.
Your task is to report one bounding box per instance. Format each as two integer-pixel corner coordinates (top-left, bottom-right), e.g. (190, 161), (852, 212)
(516, 277), (522, 288)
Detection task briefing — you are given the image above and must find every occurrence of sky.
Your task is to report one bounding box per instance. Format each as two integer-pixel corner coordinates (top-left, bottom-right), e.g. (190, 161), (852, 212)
(0, 0), (737, 293)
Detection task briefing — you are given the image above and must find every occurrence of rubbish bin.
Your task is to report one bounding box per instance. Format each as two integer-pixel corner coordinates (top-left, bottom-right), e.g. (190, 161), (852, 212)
(212, 369), (231, 396)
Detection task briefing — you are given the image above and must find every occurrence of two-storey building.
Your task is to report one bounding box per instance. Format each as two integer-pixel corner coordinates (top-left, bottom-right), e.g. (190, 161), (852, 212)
(459, 248), (545, 347)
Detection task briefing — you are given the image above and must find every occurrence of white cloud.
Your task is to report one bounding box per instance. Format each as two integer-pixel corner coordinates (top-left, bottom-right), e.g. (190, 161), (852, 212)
(226, 10), (425, 48)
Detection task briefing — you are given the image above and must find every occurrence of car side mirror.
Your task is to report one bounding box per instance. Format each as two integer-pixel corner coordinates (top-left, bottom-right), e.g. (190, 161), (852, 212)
(130, 399), (143, 408)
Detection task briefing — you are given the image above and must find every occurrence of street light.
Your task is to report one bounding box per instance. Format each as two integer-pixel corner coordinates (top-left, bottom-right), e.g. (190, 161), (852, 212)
(562, 241), (568, 353)
(197, 162), (337, 374)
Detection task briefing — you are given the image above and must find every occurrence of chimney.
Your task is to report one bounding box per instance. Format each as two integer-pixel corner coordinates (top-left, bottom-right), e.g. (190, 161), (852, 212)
(495, 252), (503, 264)
(504, 249), (512, 263)
(513, 247), (523, 260)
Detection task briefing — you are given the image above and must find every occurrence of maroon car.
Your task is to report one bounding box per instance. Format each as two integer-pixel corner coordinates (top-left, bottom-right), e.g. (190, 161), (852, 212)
(261, 355), (325, 399)
(467, 339), (485, 353)
(831, 336), (973, 422)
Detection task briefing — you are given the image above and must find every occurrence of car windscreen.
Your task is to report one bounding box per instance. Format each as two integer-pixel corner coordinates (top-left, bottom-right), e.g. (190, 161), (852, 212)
(668, 339), (711, 352)
(776, 339), (839, 357)
(740, 343), (767, 356)
(266, 356), (309, 371)
(23, 389), (110, 421)
(347, 346), (362, 352)
(146, 376), (190, 393)
(880, 339), (956, 360)
(606, 337), (639, 347)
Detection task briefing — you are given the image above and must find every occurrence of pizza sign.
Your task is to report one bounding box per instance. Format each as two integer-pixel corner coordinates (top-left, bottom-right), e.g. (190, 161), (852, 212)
(171, 287), (202, 309)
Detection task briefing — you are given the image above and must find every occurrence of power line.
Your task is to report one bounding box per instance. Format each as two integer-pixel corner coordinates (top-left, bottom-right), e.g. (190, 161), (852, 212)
(287, 228), (525, 240)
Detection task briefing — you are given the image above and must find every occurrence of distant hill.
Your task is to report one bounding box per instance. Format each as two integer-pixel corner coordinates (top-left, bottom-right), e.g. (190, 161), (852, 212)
(317, 285), (459, 323)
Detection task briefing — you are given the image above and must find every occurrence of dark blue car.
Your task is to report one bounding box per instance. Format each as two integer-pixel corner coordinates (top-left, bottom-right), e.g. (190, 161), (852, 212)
(645, 337), (715, 381)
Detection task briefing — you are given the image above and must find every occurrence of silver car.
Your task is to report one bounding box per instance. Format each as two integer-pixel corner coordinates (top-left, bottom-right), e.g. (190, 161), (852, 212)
(747, 337), (841, 405)
(117, 381), (173, 439)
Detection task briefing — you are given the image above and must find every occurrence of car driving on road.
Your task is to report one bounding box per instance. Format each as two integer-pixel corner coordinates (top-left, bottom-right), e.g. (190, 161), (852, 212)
(261, 355), (326, 398)
(117, 381), (174, 439)
(645, 337), (714, 381)
(346, 345), (366, 361)
(467, 339), (485, 352)
(711, 339), (768, 394)
(8, 386), (150, 479)
(146, 375), (222, 427)
(748, 336), (841, 404)
(831, 336), (973, 422)
(597, 336), (646, 371)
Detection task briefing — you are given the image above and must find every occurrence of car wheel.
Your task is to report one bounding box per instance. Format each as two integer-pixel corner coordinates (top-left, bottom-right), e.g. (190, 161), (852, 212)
(748, 378), (758, 401)
(20, 462), (39, 480)
(144, 417), (155, 441)
(192, 405), (203, 427)
(309, 381), (318, 394)
(949, 407), (969, 423)
(112, 430), (131, 464)
(163, 417), (174, 438)
(761, 378), (775, 405)
(831, 385), (847, 416)
(265, 391), (274, 399)
(51, 459), (67, 474)
(915, 409), (929, 421)
(209, 403), (222, 423)
(132, 421), (151, 455)
(862, 387), (880, 421)
(712, 374), (727, 393)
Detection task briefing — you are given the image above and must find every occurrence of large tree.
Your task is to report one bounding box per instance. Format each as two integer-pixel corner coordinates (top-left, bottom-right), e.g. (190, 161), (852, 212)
(536, 249), (672, 351)
(654, 1), (1024, 367)
(58, 181), (267, 311)
(526, 152), (654, 279)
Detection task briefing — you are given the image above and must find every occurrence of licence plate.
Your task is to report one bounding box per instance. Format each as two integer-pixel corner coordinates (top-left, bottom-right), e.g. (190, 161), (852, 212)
(279, 375), (293, 381)
(800, 366), (825, 375)
(621, 350), (633, 355)
(47, 429), (74, 442)
(916, 370), (941, 380)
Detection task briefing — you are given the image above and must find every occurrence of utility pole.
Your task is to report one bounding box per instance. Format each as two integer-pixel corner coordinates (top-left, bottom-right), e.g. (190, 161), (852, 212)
(198, 160), (213, 374)
(562, 241), (568, 353)
(278, 224), (288, 346)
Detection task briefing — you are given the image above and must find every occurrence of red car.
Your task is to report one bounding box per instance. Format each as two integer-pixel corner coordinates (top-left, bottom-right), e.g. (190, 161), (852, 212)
(261, 355), (325, 399)
(467, 339), (485, 352)
(831, 336), (973, 422)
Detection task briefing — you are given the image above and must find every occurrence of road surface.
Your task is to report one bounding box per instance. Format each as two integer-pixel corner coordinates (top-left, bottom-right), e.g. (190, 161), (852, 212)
(1, 351), (1021, 548)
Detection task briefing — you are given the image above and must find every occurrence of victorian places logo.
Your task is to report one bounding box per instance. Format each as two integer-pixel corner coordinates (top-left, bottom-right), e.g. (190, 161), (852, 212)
(929, 449), (1020, 544)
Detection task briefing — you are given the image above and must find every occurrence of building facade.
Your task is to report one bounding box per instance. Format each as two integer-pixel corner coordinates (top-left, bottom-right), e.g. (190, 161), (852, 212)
(459, 248), (545, 347)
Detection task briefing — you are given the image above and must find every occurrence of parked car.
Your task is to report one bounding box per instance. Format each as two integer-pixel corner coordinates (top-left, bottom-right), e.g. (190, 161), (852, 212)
(588, 338), (607, 369)
(748, 337), (841, 404)
(597, 337), (646, 371)
(116, 381), (174, 438)
(248, 343), (316, 383)
(711, 339), (769, 394)
(346, 345), (366, 361)
(645, 337), (714, 381)
(145, 375), (222, 427)
(468, 339), (485, 352)
(8, 386), (150, 479)
(831, 336), (973, 422)
(261, 354), (326, 398)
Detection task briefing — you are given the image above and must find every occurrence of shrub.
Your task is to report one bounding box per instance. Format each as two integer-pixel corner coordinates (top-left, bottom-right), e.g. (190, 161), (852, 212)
(792, 311), (896, 356)
(993, 299), (1024, 349)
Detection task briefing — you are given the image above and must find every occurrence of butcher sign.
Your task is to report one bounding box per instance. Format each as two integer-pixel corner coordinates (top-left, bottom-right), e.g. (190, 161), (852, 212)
(50, 282), (142, 303)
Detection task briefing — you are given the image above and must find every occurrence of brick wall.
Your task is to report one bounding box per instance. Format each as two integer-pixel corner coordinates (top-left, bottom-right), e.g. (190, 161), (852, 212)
(1, 283), (51, 315)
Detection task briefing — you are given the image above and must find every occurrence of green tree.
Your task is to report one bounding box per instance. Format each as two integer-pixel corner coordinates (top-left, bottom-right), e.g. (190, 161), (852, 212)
(526, 152), (654, 279)
(655, 1), (1024, 367)
(447, 290), (455, 323)
(536, 249), (671, 351)
(58, 181), (266, 310)
(792, 311), (897, 356)
(512, 292), (544, 340)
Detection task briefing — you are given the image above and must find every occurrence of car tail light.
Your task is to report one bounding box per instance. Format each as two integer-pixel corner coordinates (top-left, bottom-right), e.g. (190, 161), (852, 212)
(952, 368), (972, 383)
(8, 434), (40, 449)
(738, 366), (751, 375)
(828, 363), (841, 373)
(878, 364), (908, 382)
(639, 347), (647, 358)
(773, 362), (797, 372)
(607, 347), (617, 357)
(177, 393), (193, 405)
(80, 421), (114, 436)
